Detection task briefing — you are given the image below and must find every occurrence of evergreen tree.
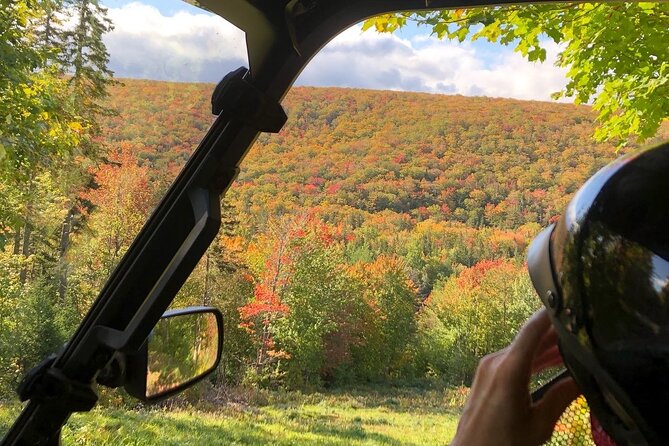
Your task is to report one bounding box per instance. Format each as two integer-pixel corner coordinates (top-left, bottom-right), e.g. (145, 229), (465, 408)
(56, 0), (116, 298)
(64, 0), (115, 127)
(34, 0), (68, 66)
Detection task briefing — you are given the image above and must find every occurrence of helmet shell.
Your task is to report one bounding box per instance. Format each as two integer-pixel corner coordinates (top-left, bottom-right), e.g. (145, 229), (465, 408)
(529, 141), (669, 446)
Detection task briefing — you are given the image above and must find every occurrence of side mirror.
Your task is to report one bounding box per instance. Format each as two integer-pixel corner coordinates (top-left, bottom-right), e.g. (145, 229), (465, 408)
(124, 306), (223, 402)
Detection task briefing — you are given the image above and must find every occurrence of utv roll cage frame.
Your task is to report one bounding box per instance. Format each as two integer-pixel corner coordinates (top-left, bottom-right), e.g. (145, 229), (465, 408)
(3, 0), (547, 444)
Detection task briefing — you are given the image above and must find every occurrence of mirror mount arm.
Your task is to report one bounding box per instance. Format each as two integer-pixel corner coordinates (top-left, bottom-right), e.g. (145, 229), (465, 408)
(95, 352), (128, 389)
(211, 66), (287, 132)
(16, 354), (98, 414)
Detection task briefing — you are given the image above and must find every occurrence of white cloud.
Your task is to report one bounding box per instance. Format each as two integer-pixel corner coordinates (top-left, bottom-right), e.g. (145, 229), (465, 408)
(298, 27), (569, 102)
(105, 2), (247, 82)
(104, 3), (570, 102)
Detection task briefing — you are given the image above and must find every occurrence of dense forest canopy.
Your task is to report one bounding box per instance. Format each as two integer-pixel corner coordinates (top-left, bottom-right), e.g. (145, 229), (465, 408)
(72, 79), (664, 388)
(2, 72), (668, 393)
(103, 81), (632, 231)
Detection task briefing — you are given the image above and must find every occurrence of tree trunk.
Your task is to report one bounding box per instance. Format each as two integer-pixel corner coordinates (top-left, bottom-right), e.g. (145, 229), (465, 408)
(72, 1), (87, 90)
(18, 172), (35, 285)
(13, 228), (21, 255)
(19, 223), (31, 285)
(44, 12), (53, 47)
(202, 252), (210, 306)
(58, 209), (73, 300)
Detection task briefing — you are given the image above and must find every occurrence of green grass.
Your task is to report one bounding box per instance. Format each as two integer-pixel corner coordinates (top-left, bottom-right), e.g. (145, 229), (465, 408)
(0, 387), (461, 445)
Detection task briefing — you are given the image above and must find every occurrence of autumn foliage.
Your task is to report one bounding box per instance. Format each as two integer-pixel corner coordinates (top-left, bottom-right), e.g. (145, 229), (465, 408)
(94, 81), (668, 386)
(3, 80), (667, 395)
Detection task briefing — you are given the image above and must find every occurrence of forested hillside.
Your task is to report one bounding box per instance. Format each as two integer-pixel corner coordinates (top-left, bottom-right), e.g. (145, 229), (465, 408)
(104, 80), (621, 228)
(3, 78), (667, 396)
(95, 79), (651, 387)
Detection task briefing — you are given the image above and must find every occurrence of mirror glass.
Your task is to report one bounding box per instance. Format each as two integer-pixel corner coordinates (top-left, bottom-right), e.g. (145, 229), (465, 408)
(146, 311), (220, 399)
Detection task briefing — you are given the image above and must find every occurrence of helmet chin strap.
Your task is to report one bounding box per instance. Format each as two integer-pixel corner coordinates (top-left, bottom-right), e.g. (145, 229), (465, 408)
(591, 414), (618, 446)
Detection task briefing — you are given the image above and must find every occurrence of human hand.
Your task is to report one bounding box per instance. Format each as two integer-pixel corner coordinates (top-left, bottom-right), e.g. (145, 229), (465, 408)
(450, 309), (580, 446)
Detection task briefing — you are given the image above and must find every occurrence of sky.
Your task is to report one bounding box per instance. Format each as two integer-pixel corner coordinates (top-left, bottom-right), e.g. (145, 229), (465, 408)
(101, 0), (570, 102)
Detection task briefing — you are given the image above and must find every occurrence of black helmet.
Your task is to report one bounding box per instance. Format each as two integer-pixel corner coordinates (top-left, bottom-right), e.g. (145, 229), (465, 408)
(528, 141), (669, 446)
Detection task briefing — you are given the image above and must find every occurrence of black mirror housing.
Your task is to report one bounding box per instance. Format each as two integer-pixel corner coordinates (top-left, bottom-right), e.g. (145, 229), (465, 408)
(124, 306), (224, 402)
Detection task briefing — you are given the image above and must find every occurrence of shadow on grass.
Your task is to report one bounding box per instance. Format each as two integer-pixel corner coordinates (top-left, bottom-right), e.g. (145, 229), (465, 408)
(301, 421), (412, 446)
(2, 384), (460, 446)
(280, 385), (465, 417)
(60, 409), (420, 446)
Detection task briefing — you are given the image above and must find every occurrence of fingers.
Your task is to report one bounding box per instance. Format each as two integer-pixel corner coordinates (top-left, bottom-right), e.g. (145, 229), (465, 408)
(534, 325), (558, 356)
(531, 345), (564, 373)
(509, 309), (553, 374)
(533, 376), (581, 428)
(470, 347), (509, 392)
(531, 325), (560, 372)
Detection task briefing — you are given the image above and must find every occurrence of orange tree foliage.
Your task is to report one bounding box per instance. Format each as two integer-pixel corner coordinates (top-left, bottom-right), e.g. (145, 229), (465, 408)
(101, 80), (643, 231)
(232, 214), (421, 385)
(238, 216), (298, 379)
(238, 215), (366, 385)
(67, 143), (161, 315)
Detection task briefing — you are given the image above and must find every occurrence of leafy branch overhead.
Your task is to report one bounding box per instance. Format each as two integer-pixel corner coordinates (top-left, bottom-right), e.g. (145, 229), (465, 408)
(364, 2), (669, 147)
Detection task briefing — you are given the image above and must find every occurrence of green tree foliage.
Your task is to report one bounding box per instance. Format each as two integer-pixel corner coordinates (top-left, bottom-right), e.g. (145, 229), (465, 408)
(272, 220), (364, 386)
(0, 0), (115, 274)
(351, 256), (418, 381)
(364, 3), (669, 147)
(416, 260), (538, 384)
(0, 0), (115, 396)
(64, 0), (116, 128)
(0, 243), (71, 396)
(0, 1), (81, 232)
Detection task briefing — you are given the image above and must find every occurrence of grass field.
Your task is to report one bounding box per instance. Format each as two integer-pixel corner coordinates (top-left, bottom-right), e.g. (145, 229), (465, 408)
(0, 387), (462, 445)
